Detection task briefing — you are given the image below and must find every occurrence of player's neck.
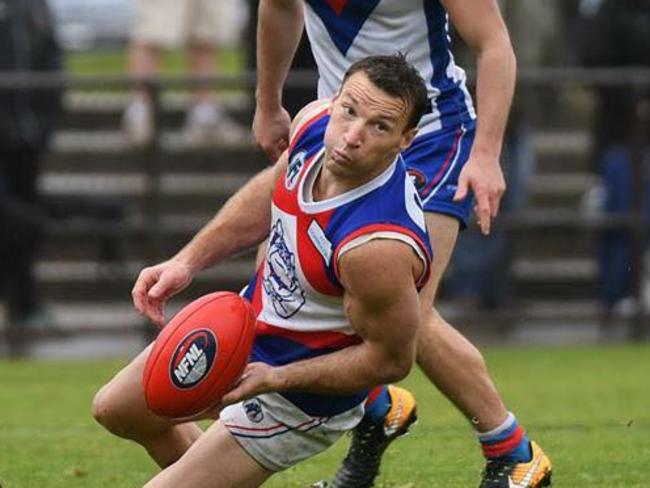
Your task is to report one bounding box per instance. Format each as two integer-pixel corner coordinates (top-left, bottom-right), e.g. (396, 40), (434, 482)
(313, 153), (396, 202)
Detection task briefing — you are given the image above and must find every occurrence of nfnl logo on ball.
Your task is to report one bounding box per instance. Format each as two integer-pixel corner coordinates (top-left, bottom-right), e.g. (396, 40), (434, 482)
(169, 329), (218, 389)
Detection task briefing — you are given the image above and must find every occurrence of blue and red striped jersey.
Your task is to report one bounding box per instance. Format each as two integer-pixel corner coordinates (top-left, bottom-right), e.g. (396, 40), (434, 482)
(243, 103), (432, 416)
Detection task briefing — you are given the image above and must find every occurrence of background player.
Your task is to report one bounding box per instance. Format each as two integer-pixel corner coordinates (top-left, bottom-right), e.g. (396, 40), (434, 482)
(93, 54), (432, 487)
(253, 1), (552, 487)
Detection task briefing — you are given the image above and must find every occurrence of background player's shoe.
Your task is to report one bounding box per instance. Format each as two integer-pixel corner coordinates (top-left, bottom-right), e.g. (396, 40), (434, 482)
(479, 441), (552, 487)
(328, 385), (417, 488)
(182, 102), (248, 147)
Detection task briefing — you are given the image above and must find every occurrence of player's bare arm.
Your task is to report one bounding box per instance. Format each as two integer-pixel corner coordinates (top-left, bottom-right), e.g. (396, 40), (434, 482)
(223, 239), (424, 403)
(132, 154), (288, 326)
(253, 0), (304, 160)
(132, 99), (330, 325)
(444, 0), (516, 234)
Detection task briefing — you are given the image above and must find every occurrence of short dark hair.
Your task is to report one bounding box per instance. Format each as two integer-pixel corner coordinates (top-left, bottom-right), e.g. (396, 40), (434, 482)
(342, 53), (430, 131)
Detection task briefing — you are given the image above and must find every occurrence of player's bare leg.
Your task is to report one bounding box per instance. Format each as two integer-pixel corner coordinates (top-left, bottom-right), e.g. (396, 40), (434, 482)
(416, 212), (507, 430)
(327, 212), (551, 487)
(144, 421), (272, 488)
(92, 345), (203, 467)
(416, 212), (551, 487)
(187, 40), (216, 105)
(324, 213), (505, 488)
(122, 43), (161, 146)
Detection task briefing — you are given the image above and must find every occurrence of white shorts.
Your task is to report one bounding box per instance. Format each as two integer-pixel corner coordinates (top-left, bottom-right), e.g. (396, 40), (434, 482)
(220, 392), (364, 472)
(131, 0), (247, 48)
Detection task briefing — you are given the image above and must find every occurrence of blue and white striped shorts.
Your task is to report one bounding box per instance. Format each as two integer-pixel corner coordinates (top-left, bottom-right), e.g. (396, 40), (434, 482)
(403, 120), (477, 228)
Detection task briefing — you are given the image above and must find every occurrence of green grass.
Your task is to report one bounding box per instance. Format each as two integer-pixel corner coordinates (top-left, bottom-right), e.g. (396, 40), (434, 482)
(1, 345), (649, 487)
(65, 47), (245, 76)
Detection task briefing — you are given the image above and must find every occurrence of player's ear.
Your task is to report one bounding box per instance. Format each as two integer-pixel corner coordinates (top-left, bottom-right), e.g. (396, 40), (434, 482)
(399, 127), (418, 151)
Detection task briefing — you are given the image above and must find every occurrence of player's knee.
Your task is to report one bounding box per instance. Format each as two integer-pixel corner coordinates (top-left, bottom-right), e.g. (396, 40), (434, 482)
(92, 386), (136, 438)
(422, 308), (489, 372)
(385, 358), (413, 384)
(92, 386), (116, 428)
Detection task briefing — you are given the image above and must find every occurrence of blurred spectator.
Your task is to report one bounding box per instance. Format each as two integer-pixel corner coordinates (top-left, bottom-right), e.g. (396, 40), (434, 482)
(122, 0), (247, 147)
(578, 0), (650, 312)
(0, 0), (62, 329)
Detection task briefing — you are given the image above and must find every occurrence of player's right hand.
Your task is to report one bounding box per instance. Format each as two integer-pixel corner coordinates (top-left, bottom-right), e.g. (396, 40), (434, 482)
(131, 259), (194, 327)
(252, 105), (292, 162)
(221, 362), (280, 406)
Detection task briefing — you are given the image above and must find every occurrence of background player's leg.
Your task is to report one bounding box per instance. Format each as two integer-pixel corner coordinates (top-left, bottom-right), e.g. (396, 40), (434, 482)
(419, 213), (552, 487)
(326, 212), (543, 488)
(144, 421), (272, 488)
(416, 212), (508, 431)
(92, 345), (203, 467)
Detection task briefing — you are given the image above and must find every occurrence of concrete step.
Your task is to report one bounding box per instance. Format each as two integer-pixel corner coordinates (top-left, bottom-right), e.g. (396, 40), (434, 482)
(43, 194), (229, 218)
(40, 171), (251, 197)
(530, 129), (594, 174)
(40, 225), (255, 263)
(533, 130), (592, 157)
(528, 172), (598, 196)
(526, 172), (598, 208)
(64, 91), (250, 111)
(34, 258), (255, 301)
(42, 167), (596, 201)
(510, 257), (599, 300)
(32, 253), (600, 303)
(51, 129), (255, 152)
(439, 298), (604, 324)
(60, 91), (251, 130)
(512, 257), (596, 281)
(514, 232), (596, 259)
(497, 208), (634, 231)
(0, 295), (606, 333)
(44, 141), (268, 173)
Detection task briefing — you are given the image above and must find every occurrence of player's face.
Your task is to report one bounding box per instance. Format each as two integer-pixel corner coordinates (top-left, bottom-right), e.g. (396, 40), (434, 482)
(324, 72), (417, 182)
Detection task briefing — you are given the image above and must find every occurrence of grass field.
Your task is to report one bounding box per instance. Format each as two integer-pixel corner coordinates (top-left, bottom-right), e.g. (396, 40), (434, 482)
(65, 48), (244, 76)
(1, 345), (649, 487)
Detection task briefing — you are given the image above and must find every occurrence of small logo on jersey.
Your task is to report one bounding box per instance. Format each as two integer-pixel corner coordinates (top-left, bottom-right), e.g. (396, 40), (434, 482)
(263, 220), (306, 318)
(407, 169), (427, 192)
(405, 177), (427, 233)
(286, 151), (307, 190)
(243, 398), (264, 423)
(169, 329), (217, 389)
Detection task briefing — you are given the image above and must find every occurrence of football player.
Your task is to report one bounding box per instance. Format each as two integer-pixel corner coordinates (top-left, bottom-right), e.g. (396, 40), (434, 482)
(95, 54), (432, 487)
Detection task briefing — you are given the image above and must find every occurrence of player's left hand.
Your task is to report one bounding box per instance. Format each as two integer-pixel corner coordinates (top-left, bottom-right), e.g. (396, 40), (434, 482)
(221, 362), (280, 406)
(453, 153), (506, 235)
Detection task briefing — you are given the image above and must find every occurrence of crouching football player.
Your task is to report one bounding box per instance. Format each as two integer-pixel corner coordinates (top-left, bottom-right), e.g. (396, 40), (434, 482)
(93, 54), (432, 487)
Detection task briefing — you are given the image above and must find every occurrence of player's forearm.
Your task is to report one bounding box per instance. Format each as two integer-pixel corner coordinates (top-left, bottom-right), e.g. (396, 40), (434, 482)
(256, 0), (304, 110)
(272, 241), (422, 395)
(173, 167), (276, 273)
(272, 341), (415, 395)
(471, 37), (516, 159)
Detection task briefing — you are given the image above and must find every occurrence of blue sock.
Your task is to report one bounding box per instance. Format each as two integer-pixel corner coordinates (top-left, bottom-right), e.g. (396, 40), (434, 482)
(364, 385), (391, 422)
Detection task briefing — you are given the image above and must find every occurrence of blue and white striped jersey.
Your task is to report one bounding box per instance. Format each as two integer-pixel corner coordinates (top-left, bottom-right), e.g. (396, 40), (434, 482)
(303, 0), (476, 135)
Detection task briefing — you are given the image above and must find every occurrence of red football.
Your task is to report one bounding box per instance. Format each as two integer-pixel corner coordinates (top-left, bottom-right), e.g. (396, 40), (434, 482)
(143, 291), (256, 419)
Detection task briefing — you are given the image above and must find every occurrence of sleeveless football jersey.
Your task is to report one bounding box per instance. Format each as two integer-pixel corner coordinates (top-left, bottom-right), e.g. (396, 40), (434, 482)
(243, 105), (432, 416)
(303, 0), (476, 135)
